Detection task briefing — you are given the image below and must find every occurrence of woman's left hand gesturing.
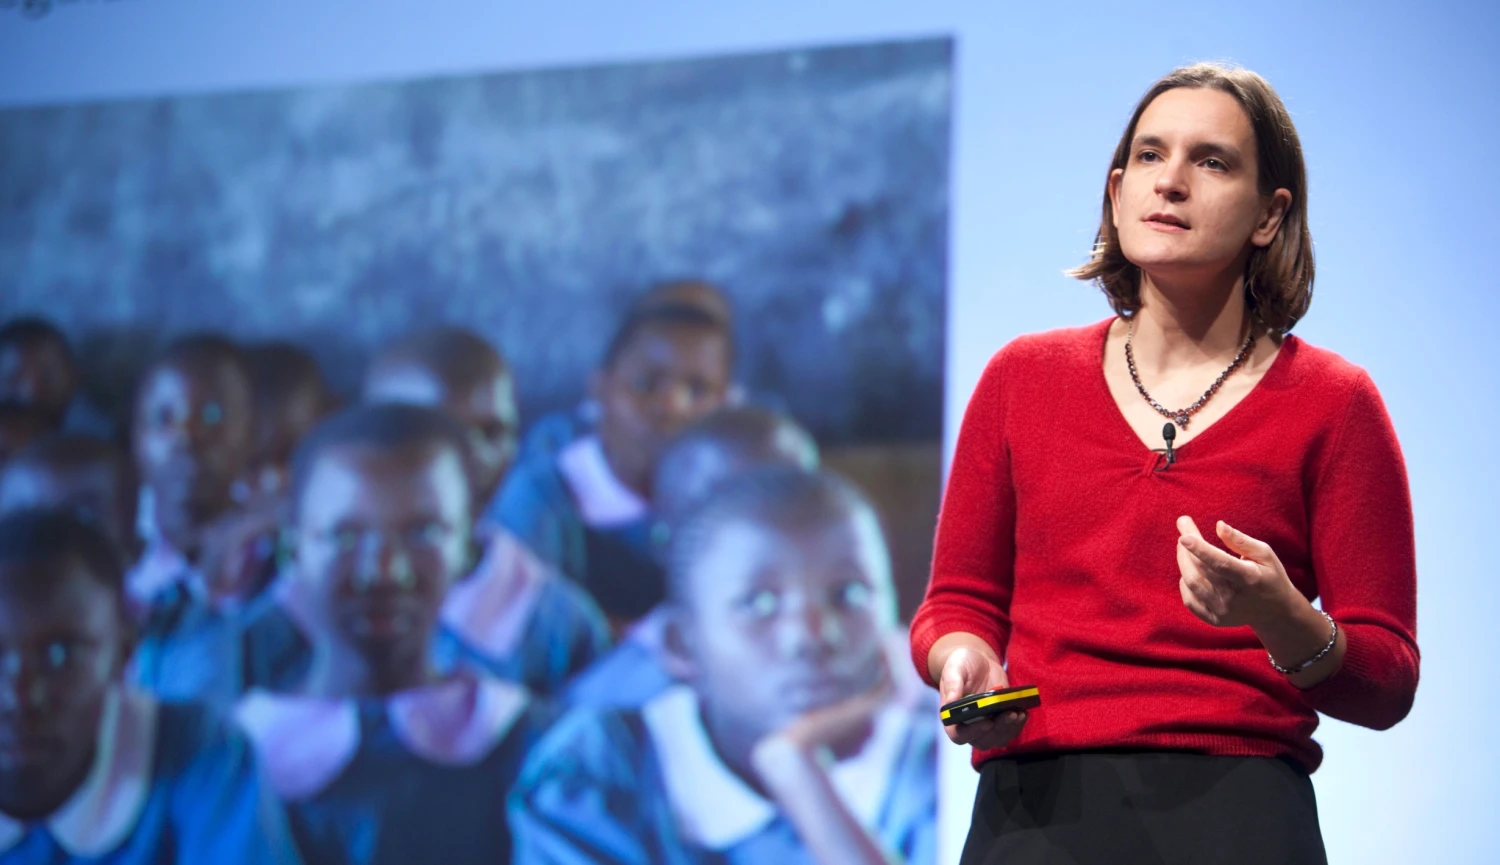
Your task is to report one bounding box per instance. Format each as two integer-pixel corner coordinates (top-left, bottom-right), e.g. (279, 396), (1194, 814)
(1175, 516), (1294, 630)
(1175, 515), (1346, 687)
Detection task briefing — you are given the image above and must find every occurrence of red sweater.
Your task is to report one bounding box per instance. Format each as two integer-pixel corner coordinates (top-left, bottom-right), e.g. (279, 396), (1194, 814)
(911, 319), (1419, 772)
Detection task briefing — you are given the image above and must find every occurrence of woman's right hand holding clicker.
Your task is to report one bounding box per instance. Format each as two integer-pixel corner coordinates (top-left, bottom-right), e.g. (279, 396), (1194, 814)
(930, 633), (1027, 750)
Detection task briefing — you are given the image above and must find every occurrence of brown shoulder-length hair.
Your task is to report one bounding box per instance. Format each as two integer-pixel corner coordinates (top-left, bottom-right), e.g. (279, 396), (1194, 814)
(1068, 63), (1315, 335)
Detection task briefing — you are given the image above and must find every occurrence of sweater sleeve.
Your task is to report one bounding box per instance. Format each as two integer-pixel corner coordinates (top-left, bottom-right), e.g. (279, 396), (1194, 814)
(909, 349), (1017, 686)
(1298, 371), (1420, 729)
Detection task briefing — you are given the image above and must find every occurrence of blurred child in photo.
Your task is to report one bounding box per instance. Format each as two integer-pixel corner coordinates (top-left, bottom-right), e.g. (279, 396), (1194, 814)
(562, 405), (818, 711)
(189, 339), (329, 695)
(509, 468), (937, 865)
(0, 318), (115, 440)
(515, 280), (737, 464)
(0, 509), (301, 865)
(128, 335), (277, 706)
(493, 301), (734, 631)
(363, 327), (610, 695)
(234, 404), (542, 865)
(239, 328), (609, 696)
(243, 341), (332, 501)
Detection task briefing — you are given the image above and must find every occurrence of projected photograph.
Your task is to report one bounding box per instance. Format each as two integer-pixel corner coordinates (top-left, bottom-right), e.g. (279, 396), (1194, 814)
(0, 37), (950, 863)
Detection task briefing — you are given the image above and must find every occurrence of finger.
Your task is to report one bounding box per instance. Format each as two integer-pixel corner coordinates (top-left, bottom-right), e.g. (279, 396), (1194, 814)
(946, 716), (999, 746)
(1180, 575), (1221, 625)
(938, 653), (975, 704)
(1179, 572), (1201, 611)
(1180, 535), (1254, 586)
(1176, 532), (1202, 578)
(1176, 515), (1203, 540)
(1181, 593), (1217, 625)
(1180, 573), (1221, 624)
(1216, 521), (1275, 565)
(946, 705), (1030, 748)
(974, 710), (1028, 750)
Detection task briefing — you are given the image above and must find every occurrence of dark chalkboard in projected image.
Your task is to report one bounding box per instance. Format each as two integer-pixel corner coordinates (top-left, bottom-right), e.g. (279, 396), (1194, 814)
(0, 37), (951, 445)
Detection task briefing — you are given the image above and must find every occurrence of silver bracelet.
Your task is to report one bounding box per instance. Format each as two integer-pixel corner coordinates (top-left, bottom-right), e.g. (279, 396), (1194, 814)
(1268, 611), (1338, 675)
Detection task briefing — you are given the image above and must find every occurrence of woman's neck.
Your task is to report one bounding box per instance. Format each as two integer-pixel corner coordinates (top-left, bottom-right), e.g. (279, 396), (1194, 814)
(1129, 271), (1255, 375)
(301, 639), (436, 699)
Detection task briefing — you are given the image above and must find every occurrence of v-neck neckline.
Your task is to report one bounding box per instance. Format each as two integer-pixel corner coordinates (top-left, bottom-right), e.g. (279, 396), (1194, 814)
(1092, 316), (1297, 461)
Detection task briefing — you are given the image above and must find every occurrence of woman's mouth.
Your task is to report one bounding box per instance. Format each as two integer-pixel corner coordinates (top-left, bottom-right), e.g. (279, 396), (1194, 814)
(1144, 212), (1190, 232)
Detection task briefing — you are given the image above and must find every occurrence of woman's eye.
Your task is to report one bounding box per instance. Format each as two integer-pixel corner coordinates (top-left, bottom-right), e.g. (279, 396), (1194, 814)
(1204, 158), (1226, 171)
(1138, 150), (1160, 163)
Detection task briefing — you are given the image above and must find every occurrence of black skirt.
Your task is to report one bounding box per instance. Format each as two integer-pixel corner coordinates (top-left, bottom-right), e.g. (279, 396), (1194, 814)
(960, 751), (1328, 865)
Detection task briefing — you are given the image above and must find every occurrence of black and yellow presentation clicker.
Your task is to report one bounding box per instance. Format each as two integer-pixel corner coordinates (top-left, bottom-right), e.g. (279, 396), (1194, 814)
(940, 685), (1041, 726)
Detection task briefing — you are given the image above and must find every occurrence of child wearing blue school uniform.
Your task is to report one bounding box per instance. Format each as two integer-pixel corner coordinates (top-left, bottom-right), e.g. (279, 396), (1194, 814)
(127, 336), (280, 709)
(562, 405), (820, 712)
(236, 532), (609, 699)
(510, 468), (938, 865)
(515, 404), (594, 467)
(236, 403), (544, 865)
(434, 529), (611, 693)
(491, 302), (735, 631)
(348, 327), (609, 693)
(235, 575), (318, 693)
(0, 318), (117, 442)
(242, 341), (333, 502)
(514, 279), (737, 467)
(0, 509), (301, 865)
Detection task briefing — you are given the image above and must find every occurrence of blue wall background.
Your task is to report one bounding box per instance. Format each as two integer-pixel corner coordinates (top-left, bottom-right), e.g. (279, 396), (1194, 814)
(0, 39), (950, 443)
(3, 1), (1496, 862)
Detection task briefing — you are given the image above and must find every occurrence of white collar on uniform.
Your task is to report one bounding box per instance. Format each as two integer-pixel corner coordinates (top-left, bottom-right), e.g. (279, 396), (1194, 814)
(556, 435), (648, 528)
(0, 688), (159, 857)
(234, 674), (529, 801)
(640, 684), (910, 851)
(439, 530), (549, 659)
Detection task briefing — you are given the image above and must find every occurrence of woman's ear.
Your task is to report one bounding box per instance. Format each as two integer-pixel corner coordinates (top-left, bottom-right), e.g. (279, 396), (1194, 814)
(1107, 167), (1126, 230)
(1251, 188), (1293, 248)
(660, 610), (697, 682)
